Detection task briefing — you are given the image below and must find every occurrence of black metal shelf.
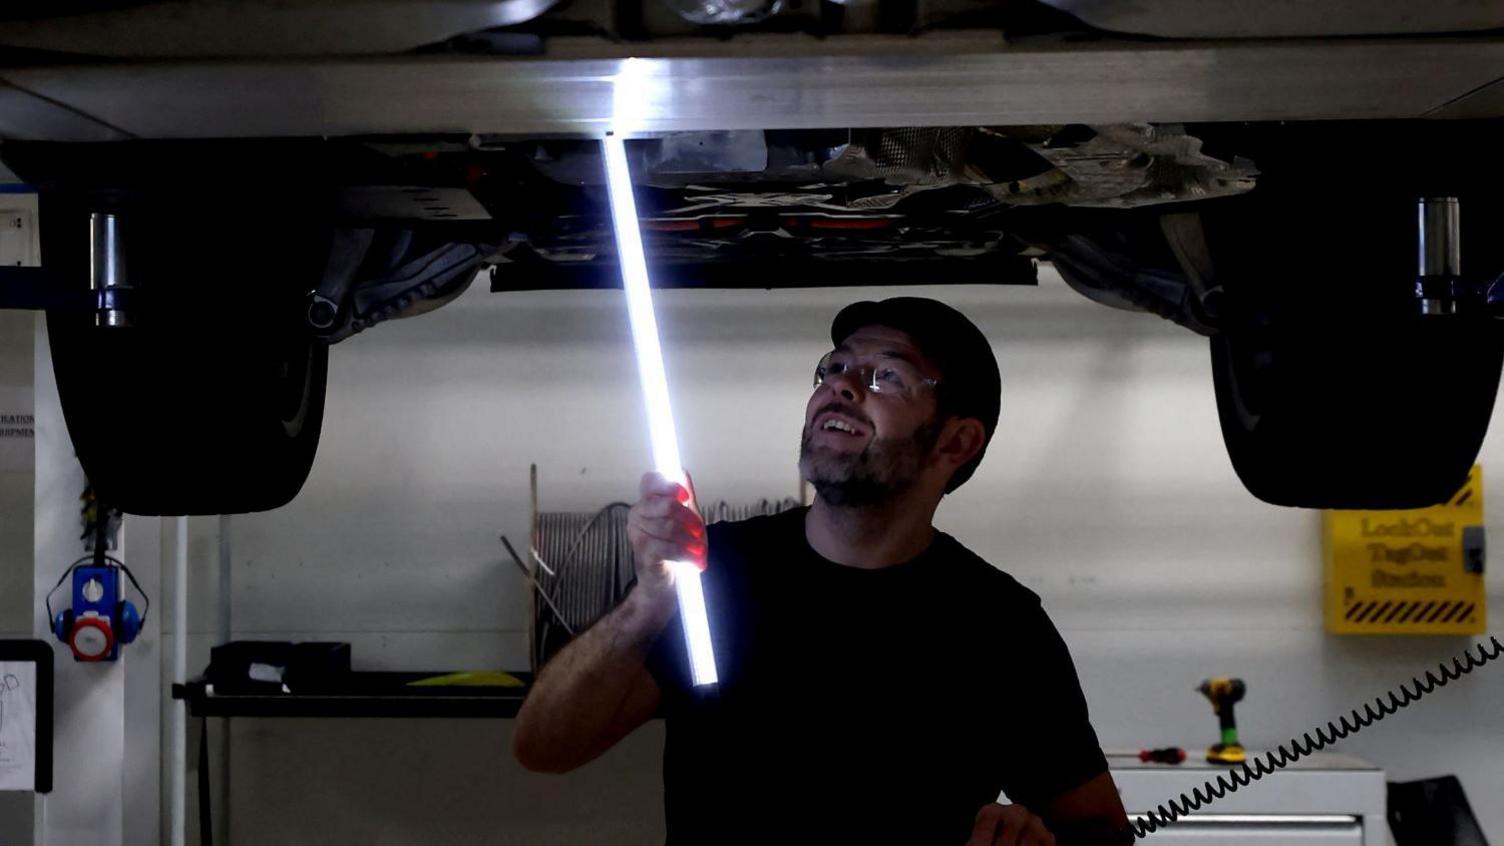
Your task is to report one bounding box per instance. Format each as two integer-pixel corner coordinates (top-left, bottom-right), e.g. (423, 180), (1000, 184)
(171, 671), (535, 719)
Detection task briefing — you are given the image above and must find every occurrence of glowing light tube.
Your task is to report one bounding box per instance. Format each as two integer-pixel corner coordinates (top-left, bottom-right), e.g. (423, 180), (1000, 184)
(602, 133), (719, 687)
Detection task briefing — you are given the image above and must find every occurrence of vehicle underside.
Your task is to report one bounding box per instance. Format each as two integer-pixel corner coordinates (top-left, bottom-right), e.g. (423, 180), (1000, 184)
(3, 1), (1504, 515)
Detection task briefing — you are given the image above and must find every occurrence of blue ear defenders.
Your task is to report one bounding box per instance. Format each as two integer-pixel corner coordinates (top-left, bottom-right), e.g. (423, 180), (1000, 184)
(46, 554), (149, 662)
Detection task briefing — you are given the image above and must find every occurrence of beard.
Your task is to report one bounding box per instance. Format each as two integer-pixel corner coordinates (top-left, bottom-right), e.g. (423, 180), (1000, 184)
(799, 416), (943, 507)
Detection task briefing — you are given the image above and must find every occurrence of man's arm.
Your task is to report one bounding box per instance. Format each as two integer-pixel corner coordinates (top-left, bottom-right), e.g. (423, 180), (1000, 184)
(1039, 772), (1133, 846)
(968, 773), (1131, 846)
(512, 471), (705, 773)
(512, 591), (671, 773)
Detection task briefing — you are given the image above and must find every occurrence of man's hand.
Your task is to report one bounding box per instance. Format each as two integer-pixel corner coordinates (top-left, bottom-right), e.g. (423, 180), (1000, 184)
(968, 803), (1056, 846)
(627, 471), (708, 610)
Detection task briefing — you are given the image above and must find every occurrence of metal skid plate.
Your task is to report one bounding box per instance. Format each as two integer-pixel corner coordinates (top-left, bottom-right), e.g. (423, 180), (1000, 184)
(2, 34), (1504, 142)
(338, 186), (492, 221)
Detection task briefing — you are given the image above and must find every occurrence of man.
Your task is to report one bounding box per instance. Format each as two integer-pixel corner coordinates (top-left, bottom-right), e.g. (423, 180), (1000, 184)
(514, 297), (1130, 845)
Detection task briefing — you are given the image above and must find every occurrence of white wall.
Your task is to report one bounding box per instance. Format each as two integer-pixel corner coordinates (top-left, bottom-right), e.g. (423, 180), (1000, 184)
(0, 311), (36, 843)
(202, 268), (1504, 845)
(30, 319), (164, 846)
(2, 195), (42, 843)
(1, 311), (33, 636)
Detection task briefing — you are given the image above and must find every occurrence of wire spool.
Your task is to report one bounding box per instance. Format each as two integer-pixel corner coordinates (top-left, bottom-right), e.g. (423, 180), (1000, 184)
(529, 497), (803, 666)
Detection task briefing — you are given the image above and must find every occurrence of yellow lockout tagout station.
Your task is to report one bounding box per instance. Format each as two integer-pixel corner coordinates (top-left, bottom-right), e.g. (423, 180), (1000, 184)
(1325, 466), (1487, 635)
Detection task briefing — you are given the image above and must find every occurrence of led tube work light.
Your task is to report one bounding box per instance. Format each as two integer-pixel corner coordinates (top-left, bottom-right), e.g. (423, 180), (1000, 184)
(602, 130), (719, 688)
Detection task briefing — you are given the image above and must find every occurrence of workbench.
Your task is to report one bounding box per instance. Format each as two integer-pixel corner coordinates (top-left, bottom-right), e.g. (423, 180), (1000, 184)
(171, 671), (536, 843)
(172, 677), (1388, 845)
(173, 671), (533, 719)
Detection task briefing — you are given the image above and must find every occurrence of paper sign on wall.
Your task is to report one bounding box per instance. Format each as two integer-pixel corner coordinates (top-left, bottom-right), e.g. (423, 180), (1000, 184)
(0, 661), (36, 791)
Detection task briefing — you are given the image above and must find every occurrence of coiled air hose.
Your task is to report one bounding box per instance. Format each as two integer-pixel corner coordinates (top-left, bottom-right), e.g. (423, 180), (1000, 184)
(1130, 635), (1503, 838)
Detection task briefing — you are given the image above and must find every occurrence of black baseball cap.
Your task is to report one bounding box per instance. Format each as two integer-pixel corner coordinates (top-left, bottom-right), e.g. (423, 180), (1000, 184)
(830, 297), (1001, 493)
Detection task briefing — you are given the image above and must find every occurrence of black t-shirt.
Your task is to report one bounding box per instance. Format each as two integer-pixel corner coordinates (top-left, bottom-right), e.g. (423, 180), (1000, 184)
(646, 507), (1107, 845)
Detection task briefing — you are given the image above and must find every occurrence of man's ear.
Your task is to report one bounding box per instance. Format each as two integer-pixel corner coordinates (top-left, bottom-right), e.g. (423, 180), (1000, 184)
(934, 416), (986, 472)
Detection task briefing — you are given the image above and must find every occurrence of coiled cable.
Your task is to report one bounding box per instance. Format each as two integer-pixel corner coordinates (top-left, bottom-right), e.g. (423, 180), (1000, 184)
(1130, 635), (1503, 838)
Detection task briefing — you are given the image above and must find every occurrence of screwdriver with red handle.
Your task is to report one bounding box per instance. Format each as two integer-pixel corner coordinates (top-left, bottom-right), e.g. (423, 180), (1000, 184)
(1106, 747), (1187, 764)
(1138, 747), (1186, 764)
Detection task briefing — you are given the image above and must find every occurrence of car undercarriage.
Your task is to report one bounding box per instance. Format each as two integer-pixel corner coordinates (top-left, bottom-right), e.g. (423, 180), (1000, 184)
(3, 1), (1504, 514)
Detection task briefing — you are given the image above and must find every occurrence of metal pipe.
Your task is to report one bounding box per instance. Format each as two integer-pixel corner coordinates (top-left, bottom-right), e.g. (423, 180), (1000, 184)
(170, 517), (187, 846)
(217, 515), (231, 648)
(1417, 197), (1461, 316)
(89, 213), (132, 328)
(1418, 197), (1461, 278)
(216, 514), (232, 842)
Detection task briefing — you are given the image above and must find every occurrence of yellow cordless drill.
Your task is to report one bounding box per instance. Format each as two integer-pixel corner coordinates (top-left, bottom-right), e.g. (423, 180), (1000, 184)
(1197, 678), (1247, 764)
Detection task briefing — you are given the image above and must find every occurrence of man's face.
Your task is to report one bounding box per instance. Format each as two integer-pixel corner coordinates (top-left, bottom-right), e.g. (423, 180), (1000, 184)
(799, 326), (945, 506)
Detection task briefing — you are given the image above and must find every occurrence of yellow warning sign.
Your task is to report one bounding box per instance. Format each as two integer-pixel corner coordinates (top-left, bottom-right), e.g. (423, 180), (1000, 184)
(1324, 467), (1487, 635)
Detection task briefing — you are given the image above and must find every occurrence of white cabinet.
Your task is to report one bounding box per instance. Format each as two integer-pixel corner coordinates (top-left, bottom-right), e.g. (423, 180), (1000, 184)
(1110, 752), (1386, 845)
(1136, 818), (1363, 844)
